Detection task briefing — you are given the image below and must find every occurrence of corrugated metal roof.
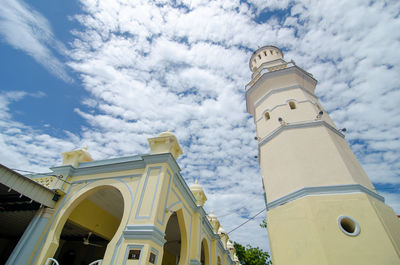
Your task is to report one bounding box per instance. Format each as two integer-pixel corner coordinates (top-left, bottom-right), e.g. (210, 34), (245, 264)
(0, 164), (56, 208)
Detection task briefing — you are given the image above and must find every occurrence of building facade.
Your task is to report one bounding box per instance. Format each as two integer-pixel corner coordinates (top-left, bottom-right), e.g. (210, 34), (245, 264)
(1, 132), (238, 265)
(246, 46), (400, 264)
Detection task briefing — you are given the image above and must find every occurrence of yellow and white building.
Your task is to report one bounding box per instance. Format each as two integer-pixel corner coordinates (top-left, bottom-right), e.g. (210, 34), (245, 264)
(246, 45), (400, 265)
(0, 132), (239, 265)
(1, 45), (400, 265)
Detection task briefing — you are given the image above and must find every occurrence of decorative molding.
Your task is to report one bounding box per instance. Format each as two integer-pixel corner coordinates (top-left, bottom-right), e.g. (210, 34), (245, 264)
(50, 164), (75, 177)
(71, 174), (141, 184)
(79, 155), (142, 168)
(142, 153), (181, 173)
(49, 153), (180, 178)
(172, 172), (198, 211)
(254, 85), (318, 112)
(71, 160), (145, 176)
(190, 259), (202, 265)
(246, 65), (317, 93)
(256, 98), (317, 123)
(111, 178), (141, 265)
(136, 167), (162, 219)
(157, 169), (173, 226)
(246, 66), (317, 115)
(123, 225), (166, 246)
(258, 120), (344, 147)
(267, 184), (385, 211)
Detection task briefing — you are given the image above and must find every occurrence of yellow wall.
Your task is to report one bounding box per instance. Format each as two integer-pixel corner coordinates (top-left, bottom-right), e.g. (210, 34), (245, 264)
(267, 193), (400, 265)
(68, 198), (121, 240)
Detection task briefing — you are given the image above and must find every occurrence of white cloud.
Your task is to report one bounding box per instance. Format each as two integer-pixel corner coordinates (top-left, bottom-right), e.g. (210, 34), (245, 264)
(0, 0), (71, 82)
(0, 91), (77, 172)
(2, 0), (400, 254)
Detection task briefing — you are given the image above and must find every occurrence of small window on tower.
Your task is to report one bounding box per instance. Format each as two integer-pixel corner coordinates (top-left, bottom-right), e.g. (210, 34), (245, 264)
(258, 54), (261, 59)
(264, 51), (267, 56)
(265, 112), (270, 120)
(270, 50), (273, 55)
(289, 101), (296, 110)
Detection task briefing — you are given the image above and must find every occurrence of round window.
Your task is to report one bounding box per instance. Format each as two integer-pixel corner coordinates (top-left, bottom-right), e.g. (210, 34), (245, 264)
(338, 216), (360, 236)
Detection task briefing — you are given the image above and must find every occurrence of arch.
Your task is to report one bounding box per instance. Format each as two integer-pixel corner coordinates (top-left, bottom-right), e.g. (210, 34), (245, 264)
(36, 180), (131, 265)
(54, 186), (124, 265)
(217, 256), (222, 265)
(201, 238), (210, 265)
(162, 208), (188, 265)
(289, 101), (296, 110)
(264, 112), (270, 120)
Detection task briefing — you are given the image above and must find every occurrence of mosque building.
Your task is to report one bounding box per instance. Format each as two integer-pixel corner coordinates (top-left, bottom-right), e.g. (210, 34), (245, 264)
(246, 46), (400, 264)
(1, 46), (400, 265)
(0, 132), (239, 265)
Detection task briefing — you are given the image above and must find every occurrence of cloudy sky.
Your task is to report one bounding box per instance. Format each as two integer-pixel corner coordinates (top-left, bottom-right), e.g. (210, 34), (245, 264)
(1, 0), (399, 252)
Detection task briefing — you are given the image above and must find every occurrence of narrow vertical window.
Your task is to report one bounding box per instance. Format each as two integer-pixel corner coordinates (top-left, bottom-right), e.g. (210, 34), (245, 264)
(264, 51), (267, 56)
(265, 112), (270, 120)
(258, 54), (262, 59)
(289, 101), (296, 110)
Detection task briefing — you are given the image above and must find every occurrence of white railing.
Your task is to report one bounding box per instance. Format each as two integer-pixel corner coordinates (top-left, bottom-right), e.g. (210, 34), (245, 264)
(44, 258), (59, 265)
(88, 259), (103, 265)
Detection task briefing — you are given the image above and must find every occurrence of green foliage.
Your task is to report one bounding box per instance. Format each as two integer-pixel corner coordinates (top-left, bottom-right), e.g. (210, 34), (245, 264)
(233, 242), (272, 265)
(259, 219), (267, 228)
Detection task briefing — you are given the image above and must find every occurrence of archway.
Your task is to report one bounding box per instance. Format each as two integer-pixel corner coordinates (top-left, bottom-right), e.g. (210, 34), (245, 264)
(200, 238), (210, 265)
(53, 186), (124, 265)
(162, 210), (188, 265)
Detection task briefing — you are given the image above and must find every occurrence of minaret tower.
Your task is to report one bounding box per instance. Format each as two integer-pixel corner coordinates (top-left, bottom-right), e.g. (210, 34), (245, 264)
(246, 46), (400, 265)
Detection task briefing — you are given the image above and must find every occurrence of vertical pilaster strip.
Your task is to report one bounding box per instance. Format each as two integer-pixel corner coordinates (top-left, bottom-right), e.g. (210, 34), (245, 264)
(6, 207), (53, 265)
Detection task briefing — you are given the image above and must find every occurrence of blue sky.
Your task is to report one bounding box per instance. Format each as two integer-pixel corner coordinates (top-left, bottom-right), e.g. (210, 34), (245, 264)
(1, 0), (399, 251)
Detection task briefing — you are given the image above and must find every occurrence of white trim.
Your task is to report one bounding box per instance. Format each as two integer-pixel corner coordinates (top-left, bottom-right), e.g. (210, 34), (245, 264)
(258, 120), (344, 148)
(266, 184), (384, 211)
(337, 215), (361, 236)
(254, 85), (318, 111)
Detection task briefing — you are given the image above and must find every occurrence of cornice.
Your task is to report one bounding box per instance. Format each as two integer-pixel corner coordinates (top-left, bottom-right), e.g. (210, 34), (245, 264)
(267, 184), (384, 211)
(123, 225), (166, 246)
(258, 120), (344, 148)
(245, 66), (317, 115)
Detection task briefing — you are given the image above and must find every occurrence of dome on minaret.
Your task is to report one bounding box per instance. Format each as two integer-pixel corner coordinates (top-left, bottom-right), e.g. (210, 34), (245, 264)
(249, 45), (286, 73)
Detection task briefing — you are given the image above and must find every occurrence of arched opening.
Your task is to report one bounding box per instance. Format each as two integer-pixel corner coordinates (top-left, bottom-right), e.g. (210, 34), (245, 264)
(217, 256), (222, 265)
(200, 239), (210, 265)
(162, 212), (182, 265)
(53, 187), (124, 265)
(264, 112), (270, 120)
(289, 101), (296, 110)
